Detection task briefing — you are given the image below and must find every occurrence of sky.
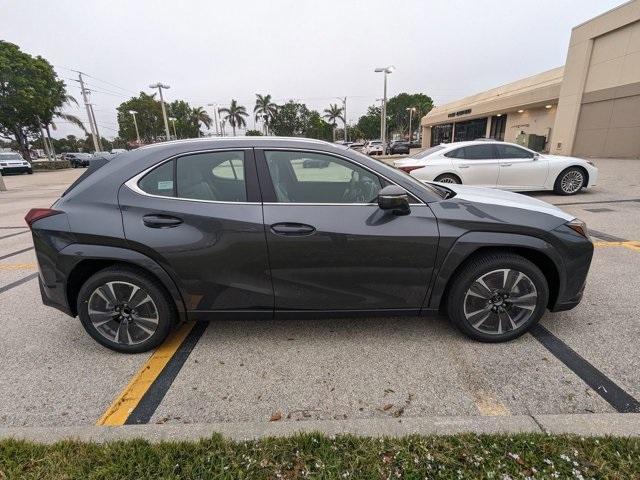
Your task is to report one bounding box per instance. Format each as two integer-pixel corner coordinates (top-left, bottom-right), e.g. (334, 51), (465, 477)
(2, 0), (626, 139)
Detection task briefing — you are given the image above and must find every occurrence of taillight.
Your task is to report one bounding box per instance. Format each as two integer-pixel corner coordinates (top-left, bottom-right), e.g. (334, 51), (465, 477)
(24, 208), (62, 228)
(397, 165), (422, 174)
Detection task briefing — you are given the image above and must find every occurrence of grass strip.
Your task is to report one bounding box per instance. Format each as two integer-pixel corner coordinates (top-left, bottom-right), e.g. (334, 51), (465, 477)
(1, 432), (638, 479)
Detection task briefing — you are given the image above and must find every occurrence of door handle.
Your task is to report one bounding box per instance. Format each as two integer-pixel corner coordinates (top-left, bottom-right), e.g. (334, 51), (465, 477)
(271, 223), (316, 236)
(501, 163), (512, 167)
(459, 164), (470, 169)
(143, 214), (183, 228)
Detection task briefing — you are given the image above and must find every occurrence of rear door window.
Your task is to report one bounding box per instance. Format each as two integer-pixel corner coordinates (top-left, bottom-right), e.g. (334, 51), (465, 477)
(138, 160), (175, 197)
(176, 151), (247, 202)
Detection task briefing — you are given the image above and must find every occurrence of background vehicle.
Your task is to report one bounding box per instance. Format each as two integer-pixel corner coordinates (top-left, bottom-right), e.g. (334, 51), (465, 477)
(389, 141), (410, 155)
(64, 153), (92, 168)
(363, 140), (385, 156)
(110, 148), (127, 154)
(27, 138), (593, 353)
(394, 140), (598, 195)
(348, 142), (365, 152)
(0, 152), (32, 174)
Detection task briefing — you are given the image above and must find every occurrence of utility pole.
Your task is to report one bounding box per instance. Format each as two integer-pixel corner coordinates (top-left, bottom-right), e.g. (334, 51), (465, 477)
(169, 117), (178, 139)
(406, 107), (416, 142)
(375, 66), (394, 149)
(129, 110), (141, 145)
(78, 73), (100, 152)
(149, 83), (171, 141)
(88, 103), (103, 151)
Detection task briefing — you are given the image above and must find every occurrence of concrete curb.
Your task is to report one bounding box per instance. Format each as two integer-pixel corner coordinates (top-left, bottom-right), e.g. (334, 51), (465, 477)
(1, 414), (638, 443)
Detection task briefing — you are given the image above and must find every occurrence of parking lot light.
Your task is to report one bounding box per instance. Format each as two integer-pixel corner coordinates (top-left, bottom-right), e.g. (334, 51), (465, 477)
(375, 66), (395, 147)
(149, 82), (171, 141)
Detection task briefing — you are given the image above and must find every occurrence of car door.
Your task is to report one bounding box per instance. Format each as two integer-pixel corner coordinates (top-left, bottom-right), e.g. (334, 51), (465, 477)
(119, 148), (273, 319)
(495, 144), (549, 189)
(446, 144), (500, 187)
(256, 148), (439, 315)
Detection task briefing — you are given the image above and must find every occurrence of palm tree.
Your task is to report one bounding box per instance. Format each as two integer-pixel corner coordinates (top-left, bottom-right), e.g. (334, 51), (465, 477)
(323, 103), (344, 142)
(191, 107), (212, 136)
(218, 100), (249, 136)
(43, 94), (86, 156)
(253, 94), (278, 135)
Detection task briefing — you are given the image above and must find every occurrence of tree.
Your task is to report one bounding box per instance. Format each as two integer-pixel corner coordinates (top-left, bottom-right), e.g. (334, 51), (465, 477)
(116, 92), (164, 143)
(356, 105), (382, 140)
(270, 101), (311, 137)
(167, 100), (196, 139)
(385, 93), (434, 139)
(191, 107), (212, 134)
(305, 111), (333, 141)
(218, 100), (248, 136)
(323, 103), (344, 142)
(0, 41), (68, 159)
(253, 94), (277, 135)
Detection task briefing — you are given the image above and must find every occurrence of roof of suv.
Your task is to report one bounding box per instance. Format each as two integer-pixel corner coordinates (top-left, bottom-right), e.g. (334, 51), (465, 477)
(138, 136), (342, 151)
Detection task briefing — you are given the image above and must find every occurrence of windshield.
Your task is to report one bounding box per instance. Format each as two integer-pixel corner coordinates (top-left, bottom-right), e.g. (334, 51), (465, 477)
(0, 153), (23, 160)
(408, 144), (446, 159)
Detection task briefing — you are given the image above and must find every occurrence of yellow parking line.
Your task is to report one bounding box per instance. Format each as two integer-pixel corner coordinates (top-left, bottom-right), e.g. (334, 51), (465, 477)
(0, 263), (37, 270)
(96, 322), (195, 426)
(593, 240), (640, 252)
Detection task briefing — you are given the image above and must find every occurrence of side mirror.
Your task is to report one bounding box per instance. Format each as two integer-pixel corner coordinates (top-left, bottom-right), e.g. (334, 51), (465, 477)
(378, 185), (411, 215)
(533, 152), (540, 161)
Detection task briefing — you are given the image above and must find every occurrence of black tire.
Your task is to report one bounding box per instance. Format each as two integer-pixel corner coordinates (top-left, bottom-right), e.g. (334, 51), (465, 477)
(77, 266), (176, 353)
(434, 173), (461, 184)
(446, 252), (549, 342)
(554, 167), (586, 195)
(27, 169), (33, 174)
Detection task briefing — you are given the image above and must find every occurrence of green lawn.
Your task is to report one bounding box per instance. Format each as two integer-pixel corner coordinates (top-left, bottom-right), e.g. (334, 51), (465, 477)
(1, 432), (638, 479)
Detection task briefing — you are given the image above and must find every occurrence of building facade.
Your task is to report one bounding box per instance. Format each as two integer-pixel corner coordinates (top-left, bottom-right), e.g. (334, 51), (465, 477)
(421, 1), (640, 159)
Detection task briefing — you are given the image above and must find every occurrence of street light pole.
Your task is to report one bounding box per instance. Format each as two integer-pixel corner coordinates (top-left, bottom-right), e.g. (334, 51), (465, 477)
(149, 82), (171, 141)
(129, 110), (141, 145)
(207, 103), (220, 136)
(169, 117), (178, 140)
(406, 107), (416, 142)
(375, 66), (394, 148)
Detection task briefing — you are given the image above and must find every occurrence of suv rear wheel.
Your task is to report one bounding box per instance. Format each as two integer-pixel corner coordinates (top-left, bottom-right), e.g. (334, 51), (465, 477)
(446, 252), (548, 342)
(77, 266), (175, 353)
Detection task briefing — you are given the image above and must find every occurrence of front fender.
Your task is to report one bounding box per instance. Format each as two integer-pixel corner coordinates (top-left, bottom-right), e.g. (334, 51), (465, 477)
(58, 244), (188, 322)
(424, 231), (565, 311)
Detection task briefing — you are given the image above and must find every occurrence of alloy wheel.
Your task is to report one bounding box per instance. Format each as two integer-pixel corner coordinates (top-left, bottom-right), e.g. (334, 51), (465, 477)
(561, 170), (584, 194)
(437, 177), (458, 184)
(463, 269), (538, 335)
(87, 281), (159, 345)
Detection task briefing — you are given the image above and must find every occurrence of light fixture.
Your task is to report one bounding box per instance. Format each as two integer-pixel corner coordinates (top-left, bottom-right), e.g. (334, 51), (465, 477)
(496, 114), (502, 117)
(517, 109), (524, 113)
(545, 104), (553, 109)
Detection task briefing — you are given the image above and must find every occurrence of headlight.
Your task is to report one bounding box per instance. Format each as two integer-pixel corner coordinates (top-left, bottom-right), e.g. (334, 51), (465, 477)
(567, 218), (589, 238)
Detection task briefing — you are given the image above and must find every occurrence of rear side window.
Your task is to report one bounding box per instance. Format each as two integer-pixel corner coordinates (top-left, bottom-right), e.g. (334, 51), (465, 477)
(138, 161), (175, 197)
(446, 145), (496, 160)
(137, 151), (248, 202)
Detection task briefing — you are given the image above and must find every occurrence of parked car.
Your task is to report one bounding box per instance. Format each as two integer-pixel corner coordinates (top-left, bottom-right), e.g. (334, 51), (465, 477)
(394, 140), (598, 195)
(389, 141), (411, 155)
(0, 152), (32, 174)
(348, 142), (365, 152)
(26, 137), (593, 352)
(64, 153), (92, 168)
(110, 149), (127, 154)
(363, 140), (385, 156)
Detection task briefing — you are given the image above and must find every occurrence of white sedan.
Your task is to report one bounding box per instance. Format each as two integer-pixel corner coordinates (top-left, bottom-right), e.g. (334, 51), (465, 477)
(363, 140), (385, 156)
(394, 140), (598, 195)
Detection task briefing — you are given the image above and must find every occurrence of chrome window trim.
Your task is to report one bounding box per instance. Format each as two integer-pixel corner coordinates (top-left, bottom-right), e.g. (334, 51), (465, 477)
(261, 147), (425, 205)
(124, 148), (260, 205)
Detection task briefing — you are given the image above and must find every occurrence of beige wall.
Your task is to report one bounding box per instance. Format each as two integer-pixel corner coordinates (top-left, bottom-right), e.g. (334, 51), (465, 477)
(550, 0), (640, 157)
(504, 107), (557, 147)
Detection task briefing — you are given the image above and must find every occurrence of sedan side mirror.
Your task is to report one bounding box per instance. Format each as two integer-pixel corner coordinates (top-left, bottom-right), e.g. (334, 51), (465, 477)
(378, 185), (411, 215)
(533, 152), (540, 161)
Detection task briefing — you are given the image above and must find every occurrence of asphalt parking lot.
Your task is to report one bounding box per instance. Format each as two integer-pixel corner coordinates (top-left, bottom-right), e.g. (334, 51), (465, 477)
(0, 160), (639, 430)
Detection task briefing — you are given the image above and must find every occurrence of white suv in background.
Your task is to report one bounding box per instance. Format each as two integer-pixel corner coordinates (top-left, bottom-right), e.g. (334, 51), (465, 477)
(363, 140), (385, 156)
(394, 140), (598, 195)
(0, 152), (32, 175)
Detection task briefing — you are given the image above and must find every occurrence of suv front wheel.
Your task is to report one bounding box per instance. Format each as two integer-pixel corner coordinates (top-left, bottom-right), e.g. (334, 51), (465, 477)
(446, 252), (549, 342)
(77, 266), (176, 353)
